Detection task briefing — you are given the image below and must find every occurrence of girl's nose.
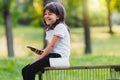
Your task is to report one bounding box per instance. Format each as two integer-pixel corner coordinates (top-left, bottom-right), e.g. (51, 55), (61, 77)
(44, 14), (49, 18)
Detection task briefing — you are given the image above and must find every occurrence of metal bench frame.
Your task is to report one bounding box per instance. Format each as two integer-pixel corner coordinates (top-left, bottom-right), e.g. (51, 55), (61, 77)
(38, 65), (120, 80)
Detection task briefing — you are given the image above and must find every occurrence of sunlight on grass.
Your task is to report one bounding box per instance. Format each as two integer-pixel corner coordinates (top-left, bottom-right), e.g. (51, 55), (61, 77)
(0, 37), (7, 57)
(71, 33), (84, 55)
(13, 28), (44, 57)
(14, 38), (29, 57)
(70, 28), (85, 55)
(0, 25), (120, 57)
(91, 26), (120, 56)
(93, 33), (111, 39)
(91, 26), (111, 39)
(92, 25), (120, 39)
(0, 26), (44, 58)
(114, 25), (120, 32)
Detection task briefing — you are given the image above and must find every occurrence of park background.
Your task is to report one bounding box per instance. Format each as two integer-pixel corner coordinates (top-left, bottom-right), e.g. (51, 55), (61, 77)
(0, 0), (120, 80)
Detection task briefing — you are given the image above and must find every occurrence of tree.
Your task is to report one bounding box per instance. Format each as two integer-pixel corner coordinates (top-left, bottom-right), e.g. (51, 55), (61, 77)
(3, 0), (14, 57)
(105, 0), (120, 33)
(82, 0), (92, 54)
(106, 0), (113, 33)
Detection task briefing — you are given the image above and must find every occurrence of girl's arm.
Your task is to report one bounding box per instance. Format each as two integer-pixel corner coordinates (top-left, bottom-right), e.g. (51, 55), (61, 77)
(30, 35), (61, 64)
(41, 35), (61, 58)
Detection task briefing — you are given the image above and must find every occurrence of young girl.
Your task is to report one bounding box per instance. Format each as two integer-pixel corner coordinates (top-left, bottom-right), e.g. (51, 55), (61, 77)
(22, 2), (70, 80)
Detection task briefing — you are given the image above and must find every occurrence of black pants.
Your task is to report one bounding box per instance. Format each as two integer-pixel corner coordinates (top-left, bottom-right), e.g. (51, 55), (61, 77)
(22, 53), (61, 80)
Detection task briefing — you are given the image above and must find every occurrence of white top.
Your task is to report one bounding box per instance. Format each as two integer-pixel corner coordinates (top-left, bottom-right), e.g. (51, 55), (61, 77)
(46, 23), (70, 58)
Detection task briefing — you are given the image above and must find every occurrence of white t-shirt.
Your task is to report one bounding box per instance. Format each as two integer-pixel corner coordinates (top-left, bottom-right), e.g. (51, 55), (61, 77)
(46, 23), (70, 58)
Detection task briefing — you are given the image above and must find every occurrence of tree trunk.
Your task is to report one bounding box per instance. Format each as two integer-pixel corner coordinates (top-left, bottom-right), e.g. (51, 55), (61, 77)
(82, 0), (92, 54)
(3, 0), (14, 57)
(106, 0), (113, 33)
(42, 0), (61, 48)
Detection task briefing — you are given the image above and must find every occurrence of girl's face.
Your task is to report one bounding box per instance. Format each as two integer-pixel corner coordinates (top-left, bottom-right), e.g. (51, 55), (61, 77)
(44, 9), (59, 27)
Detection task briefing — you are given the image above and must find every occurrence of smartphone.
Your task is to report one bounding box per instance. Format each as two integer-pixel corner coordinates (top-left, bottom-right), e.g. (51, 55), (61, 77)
(27, 46), (36, 51)
(27, 46), (43, 55)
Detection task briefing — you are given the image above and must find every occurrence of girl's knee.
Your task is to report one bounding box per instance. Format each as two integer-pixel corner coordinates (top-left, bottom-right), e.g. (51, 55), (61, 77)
(22, 65), (33, 74)
(22, 67), (27, 75)
(22, 64), (30, 73)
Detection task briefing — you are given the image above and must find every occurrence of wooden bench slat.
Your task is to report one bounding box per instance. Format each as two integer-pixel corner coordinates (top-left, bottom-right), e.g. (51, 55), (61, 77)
(44, 64), (120, 70)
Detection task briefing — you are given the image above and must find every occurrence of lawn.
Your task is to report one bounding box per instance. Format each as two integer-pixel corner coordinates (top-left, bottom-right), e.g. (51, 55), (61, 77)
(0, 25), (120, 80)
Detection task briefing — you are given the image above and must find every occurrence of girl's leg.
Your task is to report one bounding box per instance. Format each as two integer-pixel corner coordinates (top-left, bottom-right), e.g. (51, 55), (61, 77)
(22, 56), (50, 80)
(22, 64), (30, 80)
(21, 53), (61, 80)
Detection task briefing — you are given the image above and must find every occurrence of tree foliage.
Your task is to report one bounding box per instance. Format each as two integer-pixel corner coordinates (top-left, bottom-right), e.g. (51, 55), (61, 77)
(0, 0), (3, 11)
(63, 0), (83, 27)
(114, 0), (120, 12)
(0, 0), (120, 27)
(10, 0), (43, 27)
(0, 0), (3, 24)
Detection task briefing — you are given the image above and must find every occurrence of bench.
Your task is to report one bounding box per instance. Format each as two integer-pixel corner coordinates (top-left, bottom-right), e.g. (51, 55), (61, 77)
(37, 65), (120, 80)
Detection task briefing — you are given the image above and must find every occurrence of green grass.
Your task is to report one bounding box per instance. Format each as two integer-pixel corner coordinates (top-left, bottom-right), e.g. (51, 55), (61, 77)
(0, 57), (35, 80)
(0, 55), (120, 80)
(0, 25), (120, 80)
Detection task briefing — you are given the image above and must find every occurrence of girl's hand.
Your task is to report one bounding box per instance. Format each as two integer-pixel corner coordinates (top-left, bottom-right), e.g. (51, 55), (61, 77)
(35, 49), (44, 55)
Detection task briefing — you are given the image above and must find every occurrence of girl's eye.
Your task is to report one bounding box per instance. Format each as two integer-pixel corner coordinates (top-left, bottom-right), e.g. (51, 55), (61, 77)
(44, 13), (47, 15)
(44, 13), (52, 16)
(48, 13), (52, 15)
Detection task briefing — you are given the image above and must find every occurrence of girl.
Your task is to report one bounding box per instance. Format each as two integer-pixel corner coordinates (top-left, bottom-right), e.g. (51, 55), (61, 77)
(22, 2), (70, 80)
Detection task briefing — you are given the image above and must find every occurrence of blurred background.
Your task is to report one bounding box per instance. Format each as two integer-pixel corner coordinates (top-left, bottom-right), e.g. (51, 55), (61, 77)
(0, 0), (120, 80)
